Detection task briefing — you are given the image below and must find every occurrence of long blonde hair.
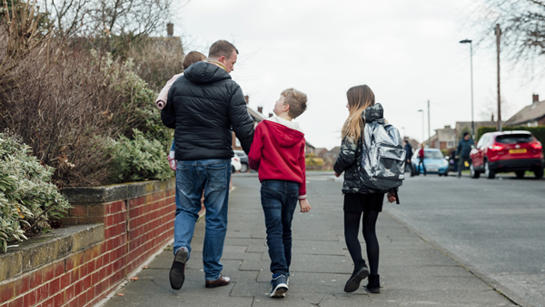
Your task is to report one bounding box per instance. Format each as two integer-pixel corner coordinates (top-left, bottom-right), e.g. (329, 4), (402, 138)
(341, 85), (375, 140)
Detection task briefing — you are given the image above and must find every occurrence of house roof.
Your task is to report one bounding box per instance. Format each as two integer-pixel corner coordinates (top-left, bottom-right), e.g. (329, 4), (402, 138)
(505, 100), (545, 126)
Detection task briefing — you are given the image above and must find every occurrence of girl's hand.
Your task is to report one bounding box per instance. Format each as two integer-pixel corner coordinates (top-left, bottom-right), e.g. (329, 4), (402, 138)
(387, 192), (397, 203)
(299, 199), (311, 213)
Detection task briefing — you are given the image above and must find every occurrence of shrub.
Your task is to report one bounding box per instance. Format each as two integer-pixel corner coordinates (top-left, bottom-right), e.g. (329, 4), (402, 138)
(108, 129), (172, 183)
(305, 153), (325, 170)
(0, 132), (70, 253)
(0, 44), (172, 187)
(1, 1), (173, 187)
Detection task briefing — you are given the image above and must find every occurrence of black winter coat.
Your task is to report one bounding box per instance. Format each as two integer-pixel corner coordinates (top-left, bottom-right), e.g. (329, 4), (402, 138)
(161, 62), (254, 160)
(334, 136), (375, 194)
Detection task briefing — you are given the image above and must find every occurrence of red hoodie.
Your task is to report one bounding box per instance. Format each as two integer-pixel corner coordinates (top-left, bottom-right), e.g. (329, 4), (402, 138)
(248, 118), (307, 199)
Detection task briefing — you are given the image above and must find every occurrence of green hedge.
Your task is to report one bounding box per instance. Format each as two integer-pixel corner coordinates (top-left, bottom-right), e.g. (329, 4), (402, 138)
(477, 126), (545, 147)
(0, 133), (70, 253)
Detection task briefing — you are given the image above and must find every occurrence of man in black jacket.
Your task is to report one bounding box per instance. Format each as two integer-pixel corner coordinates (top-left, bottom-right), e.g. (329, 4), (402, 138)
(456, 132), (474, 177)
(162, 40), (254, 290)
(404, 138), (414, 176)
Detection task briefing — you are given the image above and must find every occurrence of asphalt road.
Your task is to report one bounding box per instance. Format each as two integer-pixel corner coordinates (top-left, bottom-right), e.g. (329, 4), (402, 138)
(385, 172), (545, 307)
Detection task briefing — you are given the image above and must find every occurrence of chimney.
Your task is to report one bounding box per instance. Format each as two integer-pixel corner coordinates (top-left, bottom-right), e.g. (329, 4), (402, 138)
(257, 106), (263, 114)
(491, 113), (494, 122)
(532, 93), (539, 104)
(167, 23), (174, 37)
(268, 113), (273, 118)
(244, 95), (249, 104)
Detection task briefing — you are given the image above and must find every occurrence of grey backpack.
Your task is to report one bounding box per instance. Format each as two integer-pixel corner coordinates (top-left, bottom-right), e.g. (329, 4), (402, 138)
(360, 103), (405, 192)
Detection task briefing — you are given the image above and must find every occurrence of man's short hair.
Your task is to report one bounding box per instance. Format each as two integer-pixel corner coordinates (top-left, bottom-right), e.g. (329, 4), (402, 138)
(281, 88), (307, 119)
(463, 132), (470, 137)
(209, 40), (238, 59)
(183, 51), (206, 70)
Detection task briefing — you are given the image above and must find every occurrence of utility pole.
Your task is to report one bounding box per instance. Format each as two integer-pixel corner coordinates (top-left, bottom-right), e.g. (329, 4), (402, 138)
(459, 39), (475, 138)
(495, 24), (502, 131)
(417, 109), (424, 143)
(427, 100), (431, 146)
(469, 42), (475, 137)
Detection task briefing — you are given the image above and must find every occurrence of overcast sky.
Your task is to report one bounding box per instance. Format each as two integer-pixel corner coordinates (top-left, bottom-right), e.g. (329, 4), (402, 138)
(172, 0), (545, 149)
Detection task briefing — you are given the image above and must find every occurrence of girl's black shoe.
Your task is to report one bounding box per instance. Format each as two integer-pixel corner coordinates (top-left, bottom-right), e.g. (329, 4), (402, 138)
(365, 274), (381, 293)
(344, 265), (369, 292)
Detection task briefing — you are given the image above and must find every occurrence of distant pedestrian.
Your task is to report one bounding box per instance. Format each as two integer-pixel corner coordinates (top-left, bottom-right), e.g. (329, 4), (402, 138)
(456, 132), (474, 177)
(162, 40), (254, 290)
(155, 50), (207, 170)
(404, 139), (414, 176)
(248, 88), (311, 298)
(334, 84), (398, 294)
(417, 144), (426, 176)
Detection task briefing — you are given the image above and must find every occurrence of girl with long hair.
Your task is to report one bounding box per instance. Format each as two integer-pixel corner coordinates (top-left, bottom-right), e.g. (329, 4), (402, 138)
(333, 84), (397, 294)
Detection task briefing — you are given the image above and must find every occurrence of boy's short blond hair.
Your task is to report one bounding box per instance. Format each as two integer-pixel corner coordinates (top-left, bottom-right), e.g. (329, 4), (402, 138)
(281, 88), (307, 119)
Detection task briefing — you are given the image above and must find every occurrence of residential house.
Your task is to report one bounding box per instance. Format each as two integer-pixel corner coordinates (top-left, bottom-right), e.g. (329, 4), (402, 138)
(505, 94), (545, 127)
(428, 125), (456, 150)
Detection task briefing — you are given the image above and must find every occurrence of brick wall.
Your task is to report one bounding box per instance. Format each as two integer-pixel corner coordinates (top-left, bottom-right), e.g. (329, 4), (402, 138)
(0, 179), (176, 307)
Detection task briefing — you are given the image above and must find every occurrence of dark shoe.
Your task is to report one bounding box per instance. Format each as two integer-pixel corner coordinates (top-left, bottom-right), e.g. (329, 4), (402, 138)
(365, 274), (381, 293)
(344, 265), (370, 293)
(169, 247), (188, 290)
(270, 274), (288, 298)
(205, 275), (231, 288)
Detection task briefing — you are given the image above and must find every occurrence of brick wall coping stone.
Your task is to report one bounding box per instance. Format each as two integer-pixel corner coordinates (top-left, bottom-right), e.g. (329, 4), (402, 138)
(0, 224), (103, 283)
(61, 179), (176, 204)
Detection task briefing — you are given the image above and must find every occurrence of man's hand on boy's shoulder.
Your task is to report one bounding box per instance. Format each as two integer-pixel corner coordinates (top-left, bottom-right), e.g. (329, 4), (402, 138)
(299, 198), (311, 213)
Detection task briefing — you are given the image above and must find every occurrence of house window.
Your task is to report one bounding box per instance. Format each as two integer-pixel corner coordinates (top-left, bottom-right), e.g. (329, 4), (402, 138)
(447, 141), (454, 148)
(527, 121), (538, 127)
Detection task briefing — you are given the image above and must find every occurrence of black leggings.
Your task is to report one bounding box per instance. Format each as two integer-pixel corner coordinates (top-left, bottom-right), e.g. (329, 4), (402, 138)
(343, 193), (383, 275)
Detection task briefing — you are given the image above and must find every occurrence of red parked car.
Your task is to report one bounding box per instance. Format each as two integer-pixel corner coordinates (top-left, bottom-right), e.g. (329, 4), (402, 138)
(469, 131), (544, 179)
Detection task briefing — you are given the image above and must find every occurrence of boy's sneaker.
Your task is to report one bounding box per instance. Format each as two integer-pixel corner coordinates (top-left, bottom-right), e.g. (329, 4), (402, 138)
(270, 274), (288, 298)
(344, 265), (370, 293)
(169, 247), (188, 290)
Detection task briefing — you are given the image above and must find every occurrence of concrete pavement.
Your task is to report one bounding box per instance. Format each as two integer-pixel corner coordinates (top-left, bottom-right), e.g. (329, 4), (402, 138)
(103, 173), (515, 306)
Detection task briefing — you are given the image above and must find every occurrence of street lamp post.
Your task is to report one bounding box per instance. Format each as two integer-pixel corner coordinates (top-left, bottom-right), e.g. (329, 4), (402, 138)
(417, 109), (424, 144)
(459, 39), (475, 137)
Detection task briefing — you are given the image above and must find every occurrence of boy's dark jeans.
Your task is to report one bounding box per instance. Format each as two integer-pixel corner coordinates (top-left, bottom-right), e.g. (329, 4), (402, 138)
(260, 180), (299, 276)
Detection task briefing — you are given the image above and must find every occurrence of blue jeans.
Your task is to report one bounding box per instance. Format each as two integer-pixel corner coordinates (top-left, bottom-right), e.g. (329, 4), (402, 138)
(173, 159), (231, 281)
(260, 180), (299, 276)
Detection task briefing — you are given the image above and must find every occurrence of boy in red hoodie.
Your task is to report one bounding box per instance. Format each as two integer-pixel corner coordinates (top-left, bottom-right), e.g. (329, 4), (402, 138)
(248, 88), (311, 298)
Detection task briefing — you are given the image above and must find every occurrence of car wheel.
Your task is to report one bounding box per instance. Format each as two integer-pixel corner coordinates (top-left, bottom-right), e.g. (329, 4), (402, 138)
(534, 168), (544, 179)
(240, 163), (248, 173)
(515, 171), (525, 179)
(484, 161), (495, 179)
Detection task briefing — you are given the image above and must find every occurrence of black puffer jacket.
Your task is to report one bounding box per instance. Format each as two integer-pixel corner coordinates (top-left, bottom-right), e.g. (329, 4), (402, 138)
(161, 61), (254, 160)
